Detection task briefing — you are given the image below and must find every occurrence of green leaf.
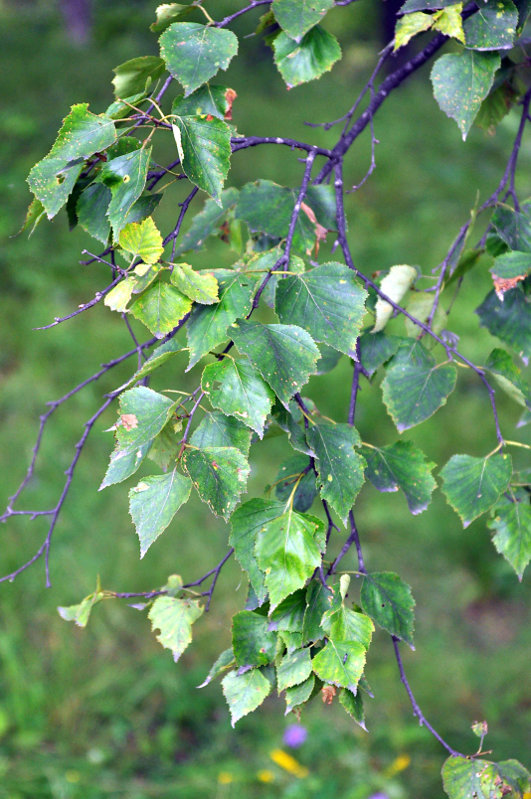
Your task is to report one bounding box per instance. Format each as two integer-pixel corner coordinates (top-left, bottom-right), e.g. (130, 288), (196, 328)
(232, 611), (277, 667)
(159, 23), (238, 97)
(150, 3), (192, 33)
(394, 12), (433, 50)
(476, 284), (531, 361)
(275, 456), (316, 513)
(381, 341), (457, 432)
(339, 688), (367, 730)
(321, 606), (374, 650)
(312, 640), (366, 692)
(362, 441), (437, 515)
(488, 494), (531, 580)
(308, 422), (366, 523)
(147, 425), (181, 472)
(231, 321), (319, 409)
(401, 0), (460, 9)
(16, 197), (47, 238)
(404, 291), (446, 337)
(129, 469), (192, 557)
(116, 387), (177, 450)
(197, 647), (235, 688)
(201, 357), (274, 437)
(230, 499), (285, 604)
(100, 441), (151, 489)
(235, 180), (336, 255)
(361, 571), (415, 646)
(463, 0), (518, 51)
(183, 446), (250, 520)
(269, 588), (307, 632)
(276, 648), (313, 692)
(186, 271), (257, 368)
(172, 115), (231, 202)
(491, 204), (531, 253)
(148, 595), (203, 661)
(104, 276), (137, 313)
(432, 5), (465, 42)
(316, 344), (342, 375)
(119, 217), (164, 264)
(57, 587), (105, 628)
(302, 581), (335, 643)
(285, 674), (315, 713)
(440, 453), (513, 528)
(222, 668), (272, 727)
(99, 147), (151, 237)
(358, 331), (404, 378)
(130, 281), (192, 339)
(486, 348), (530, 409)
(112, 56), (165, 98)
(442, 756), (530, 799)
(273, 26), (341, 89)
(27, 104), (116, 219)
(255, 509), (325, 610)
(127, 338), (183, 385)
(190, 412), (252, 457)
(172, 84), (235, 120)
(77, 183), (111, 243)
(174, 188), (239, 257)
(275, 262), (367, 356)
(491, 251), (531, 280)
(272, 0), (334, 41)
(373, 264), (417, 333)
(170, 263), (219, 304)
(431, 50), (500, 140)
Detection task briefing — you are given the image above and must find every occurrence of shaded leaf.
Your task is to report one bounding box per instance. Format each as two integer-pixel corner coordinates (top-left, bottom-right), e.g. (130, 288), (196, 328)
(148, 595), (203, 661)
(99, 146), (151, 237)
(381, 341), (457, 432)
(197, 647), (235, 688)
(231, 321), (319, 408)
(431, 50), (500, 140)
(170, 263), (219, 304)
(440, 453), (512, 528)
(202, 357), (274, 437)
(362, 441), (436, 515)
(159, 22), (238, 96)
(172, 115), (231, 202)
(76, 183), (111, 243)
(119, 216), (164, 264)
(112, 56), (165, 98)
(400, 0), (460, 9)
(358, 330), (404, 377)
(222, 668), (272, 727)
(488, 494), (531, 579)
(309, 422), (365, 523)
(302, 580), (335, 643)
(130, 281), (192, 339)
(361, 571), (415, 646)
(274, 456), (316, 513)
(232, 611), (277, 667)
(27, 104), (116, 219)
(16, 197), (47, 238)
(276, 262), (367, 355)
(190, 411), (252, 457)
(126, 338), (183, 385)
(129, 469), (192, 557)
(491, 250), (531, 280)
(230, 499), (285, 604)
(174, 188), (239, 257)
(476, 284), (531, 360)
(273, 26), (341, 88)
(463, 0), (518, 50)
(312, 640), (366, 692)
(255, 509), (325, 609)
(183, 446), (249, 519)
(186, 270), (257, 368)
(486, 348), (530, 408)
(269, 589), (307, 632)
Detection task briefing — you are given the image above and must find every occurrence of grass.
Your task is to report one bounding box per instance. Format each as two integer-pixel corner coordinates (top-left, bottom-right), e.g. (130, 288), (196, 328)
(0, 2), (530, 797)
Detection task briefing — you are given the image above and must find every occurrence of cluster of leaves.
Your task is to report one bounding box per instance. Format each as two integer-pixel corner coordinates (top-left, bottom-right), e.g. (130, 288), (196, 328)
(5, 1), (531, 797)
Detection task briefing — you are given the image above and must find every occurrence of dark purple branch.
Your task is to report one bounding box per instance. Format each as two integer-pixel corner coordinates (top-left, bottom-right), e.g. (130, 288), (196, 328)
(283, 148), (317, 265)
(328, 510), (365, 576)
(216, 0), (271, 28)
(164, 186), (199, 258)
(183, 548), (234, 611)
(231, 136), (332, 159)
(33, 276), (121, 330)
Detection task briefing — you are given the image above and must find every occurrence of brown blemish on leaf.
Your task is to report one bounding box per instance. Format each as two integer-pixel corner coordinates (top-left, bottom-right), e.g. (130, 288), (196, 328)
(120, 413), (138, 431)
(301, 202), (328, 255)
(492, 273), (525, 300)
(224, 88), (237, 121)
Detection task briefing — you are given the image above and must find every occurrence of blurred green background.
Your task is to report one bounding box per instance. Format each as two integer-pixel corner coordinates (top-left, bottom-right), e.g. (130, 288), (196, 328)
(0, 2), (529, 797)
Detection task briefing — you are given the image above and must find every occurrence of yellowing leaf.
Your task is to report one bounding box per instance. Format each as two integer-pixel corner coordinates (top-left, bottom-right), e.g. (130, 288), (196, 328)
(119, 216), (164, 264)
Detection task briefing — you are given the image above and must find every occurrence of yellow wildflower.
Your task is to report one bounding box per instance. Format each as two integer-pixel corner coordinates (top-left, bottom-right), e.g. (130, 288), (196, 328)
(257, 769), (274, 783)
(270, 748), (309, 778)
(218, 771), (234, 784)
(384, 754), (411, 777)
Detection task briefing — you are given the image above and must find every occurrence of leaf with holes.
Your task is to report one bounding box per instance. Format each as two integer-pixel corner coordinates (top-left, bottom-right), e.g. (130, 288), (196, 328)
(148, 595), (203, 661)
(361, 571), (415, 646)
(381, 341), (457, 432)
(276, 262), (367, 355)
(201, 357), (274, 437)
(183, 446), (250, 520)
(159, 22), (238, 96)
(129, 469), (192, 557)
(362, 441), (436, 515)
(440, 453), (512, 528)
(441, 756), (530, 799)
